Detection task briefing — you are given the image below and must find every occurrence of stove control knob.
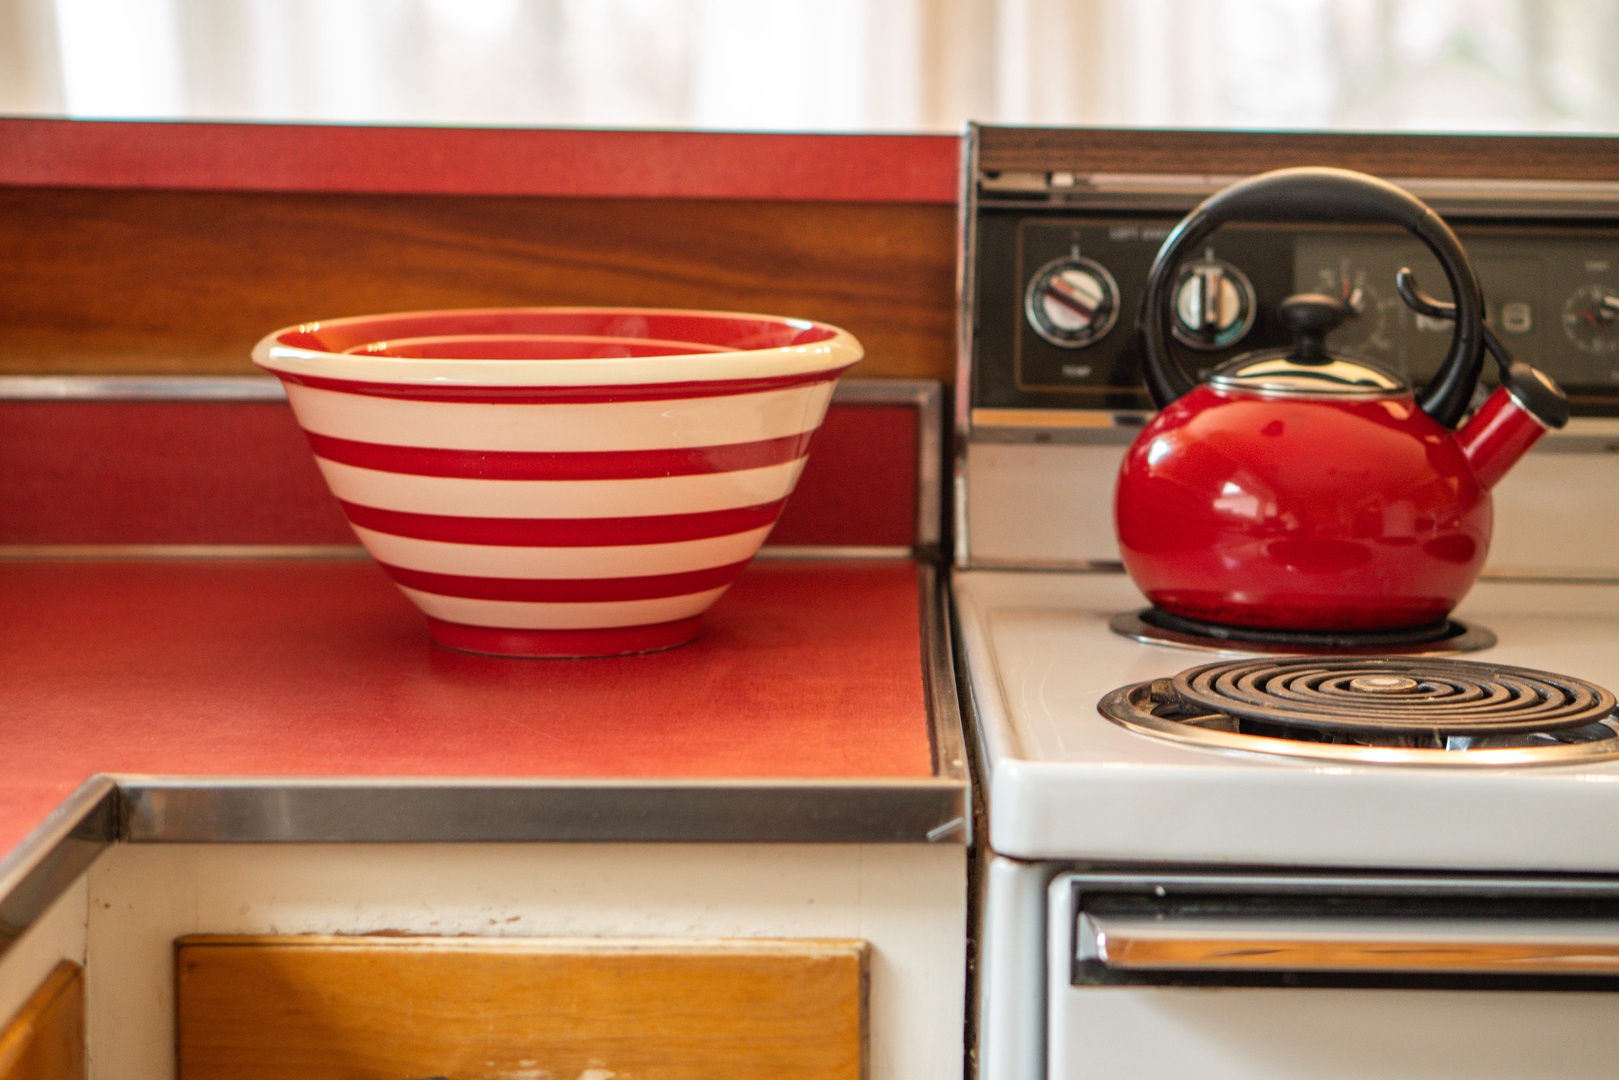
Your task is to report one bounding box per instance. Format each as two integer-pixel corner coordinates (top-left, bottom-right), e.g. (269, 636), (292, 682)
(1172, 258), (1257, 350)
(1025, 256), (1121, 348)
(1562, 284), (1619, 355)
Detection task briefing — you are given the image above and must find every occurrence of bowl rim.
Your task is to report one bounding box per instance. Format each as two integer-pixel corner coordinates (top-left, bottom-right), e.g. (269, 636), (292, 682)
(252, 306), (864, 387)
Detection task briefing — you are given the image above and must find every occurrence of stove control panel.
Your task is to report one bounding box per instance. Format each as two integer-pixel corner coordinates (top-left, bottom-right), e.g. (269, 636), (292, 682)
(959, 141), (1619, 575)
(971, 212), (1619, 417)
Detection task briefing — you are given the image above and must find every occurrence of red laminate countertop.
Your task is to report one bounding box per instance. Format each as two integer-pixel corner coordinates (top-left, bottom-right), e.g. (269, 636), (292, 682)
(0, 118), (958, 203)
(0, 557), (935, 859)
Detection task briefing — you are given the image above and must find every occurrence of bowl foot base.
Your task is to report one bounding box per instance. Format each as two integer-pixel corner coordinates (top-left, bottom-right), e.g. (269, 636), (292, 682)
(426, 616), (702, 658)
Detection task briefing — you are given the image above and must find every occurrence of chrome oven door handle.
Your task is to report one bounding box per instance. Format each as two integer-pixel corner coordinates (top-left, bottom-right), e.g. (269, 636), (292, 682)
(1079, 913), (1619, 976)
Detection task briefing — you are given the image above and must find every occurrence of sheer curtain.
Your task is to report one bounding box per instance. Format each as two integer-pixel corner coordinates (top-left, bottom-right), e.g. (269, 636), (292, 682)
(1, 0), (1615, 133)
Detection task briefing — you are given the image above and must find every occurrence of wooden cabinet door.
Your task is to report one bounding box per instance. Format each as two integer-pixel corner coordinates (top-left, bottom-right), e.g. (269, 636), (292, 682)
(177, 935), (867, 1080)
(0, 962), (84, 1080)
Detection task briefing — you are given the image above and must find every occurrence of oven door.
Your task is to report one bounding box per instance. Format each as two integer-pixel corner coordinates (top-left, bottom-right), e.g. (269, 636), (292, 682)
(1048, 872), (1619, 1079)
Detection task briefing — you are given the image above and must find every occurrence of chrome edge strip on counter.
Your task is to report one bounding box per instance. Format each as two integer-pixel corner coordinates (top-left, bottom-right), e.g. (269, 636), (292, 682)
(0, 777), (118, 959)
(115, 776), (968, 845)
(923, 562), (970, 785)
(0, 773), (966, 960)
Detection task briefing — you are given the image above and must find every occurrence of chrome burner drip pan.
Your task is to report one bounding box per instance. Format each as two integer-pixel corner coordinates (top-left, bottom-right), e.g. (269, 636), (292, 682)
(1099, 656), (1619, 766)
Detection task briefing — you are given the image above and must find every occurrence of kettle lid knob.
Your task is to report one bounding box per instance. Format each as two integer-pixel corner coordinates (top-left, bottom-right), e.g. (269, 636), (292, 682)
(1278, 293), (1353, 363)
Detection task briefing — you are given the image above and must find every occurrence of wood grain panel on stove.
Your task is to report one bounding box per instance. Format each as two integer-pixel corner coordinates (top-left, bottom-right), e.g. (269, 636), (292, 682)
(0, 962), (83, 1080)
(978, 127), (1619, 181)
(0, 189), (955, 381)
(176, 935), (868, 1080)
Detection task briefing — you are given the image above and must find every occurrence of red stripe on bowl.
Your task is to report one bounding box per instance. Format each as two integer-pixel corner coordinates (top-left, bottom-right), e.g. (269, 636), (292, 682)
(274, 369), (840, 404)
(339, 500), (787, 546)
(380, 560), (752, 602)
(306, 431), (814, 480)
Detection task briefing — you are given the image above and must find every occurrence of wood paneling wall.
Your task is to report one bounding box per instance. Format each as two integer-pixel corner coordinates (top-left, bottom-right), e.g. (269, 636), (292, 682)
(0, 189), (956, 380)
(977, 127), (1619, 180)
(6, 128), (1614, 384)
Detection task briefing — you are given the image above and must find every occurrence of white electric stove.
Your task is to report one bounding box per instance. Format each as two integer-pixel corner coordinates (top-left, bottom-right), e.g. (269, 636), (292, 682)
(955, 126), (1619, 1080)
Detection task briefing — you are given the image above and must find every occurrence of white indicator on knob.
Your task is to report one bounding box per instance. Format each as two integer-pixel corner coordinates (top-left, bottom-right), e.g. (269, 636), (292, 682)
(1171, 257), (1256, 350)
(1025, 255), (1121, 348)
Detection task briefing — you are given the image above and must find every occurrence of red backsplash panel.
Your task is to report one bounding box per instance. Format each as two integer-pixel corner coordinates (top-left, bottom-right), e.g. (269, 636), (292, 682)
(0, 401), (351, 544)
(770, 404), (918, 548)
(0, 399), (920, 547)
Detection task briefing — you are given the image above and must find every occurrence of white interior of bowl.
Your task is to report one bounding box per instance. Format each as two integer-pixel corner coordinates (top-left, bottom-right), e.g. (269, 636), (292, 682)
(253, 307), (863, 386)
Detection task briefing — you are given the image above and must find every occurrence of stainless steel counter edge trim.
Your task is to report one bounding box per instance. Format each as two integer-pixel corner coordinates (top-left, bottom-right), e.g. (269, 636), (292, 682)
(0, 776), (118, 963)
(921, 563), (972, 794)
(115, 776), (969, 845)
(0, 771), (968, 958)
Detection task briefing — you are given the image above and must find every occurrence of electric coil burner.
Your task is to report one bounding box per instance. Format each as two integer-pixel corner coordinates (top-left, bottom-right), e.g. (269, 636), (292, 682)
(1109, 607), (1497, 654)
(1100, 655), (1619, 765)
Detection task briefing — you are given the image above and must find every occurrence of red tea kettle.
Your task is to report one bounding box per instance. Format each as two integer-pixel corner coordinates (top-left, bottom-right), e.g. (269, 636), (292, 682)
(1114, 167), (1568, 633)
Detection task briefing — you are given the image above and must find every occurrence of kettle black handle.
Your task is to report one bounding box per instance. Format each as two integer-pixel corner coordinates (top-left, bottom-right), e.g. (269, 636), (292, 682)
(1138, 167), (1486, 428)
(1396, 267), (1569, 429)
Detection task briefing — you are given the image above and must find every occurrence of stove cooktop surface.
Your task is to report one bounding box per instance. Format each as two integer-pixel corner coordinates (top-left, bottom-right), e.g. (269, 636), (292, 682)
(954, 569), (1619, 872)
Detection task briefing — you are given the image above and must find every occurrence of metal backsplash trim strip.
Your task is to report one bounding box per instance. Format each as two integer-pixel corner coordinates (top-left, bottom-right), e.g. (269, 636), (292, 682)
(0, 544), (370, 561)
(0, 375), (289, 401)
(755, 545), (914, 561)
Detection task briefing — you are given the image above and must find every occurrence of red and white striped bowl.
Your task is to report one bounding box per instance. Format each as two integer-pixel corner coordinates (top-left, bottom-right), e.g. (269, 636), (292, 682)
(253, 307), (862, 657)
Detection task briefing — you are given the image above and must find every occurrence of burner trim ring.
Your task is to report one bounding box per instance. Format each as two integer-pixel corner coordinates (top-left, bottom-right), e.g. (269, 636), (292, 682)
(1099, 684), (1619, 767)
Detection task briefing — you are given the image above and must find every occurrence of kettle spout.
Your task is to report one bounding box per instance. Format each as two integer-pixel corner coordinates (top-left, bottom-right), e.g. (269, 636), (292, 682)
(1456, 362), (1569, 490)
